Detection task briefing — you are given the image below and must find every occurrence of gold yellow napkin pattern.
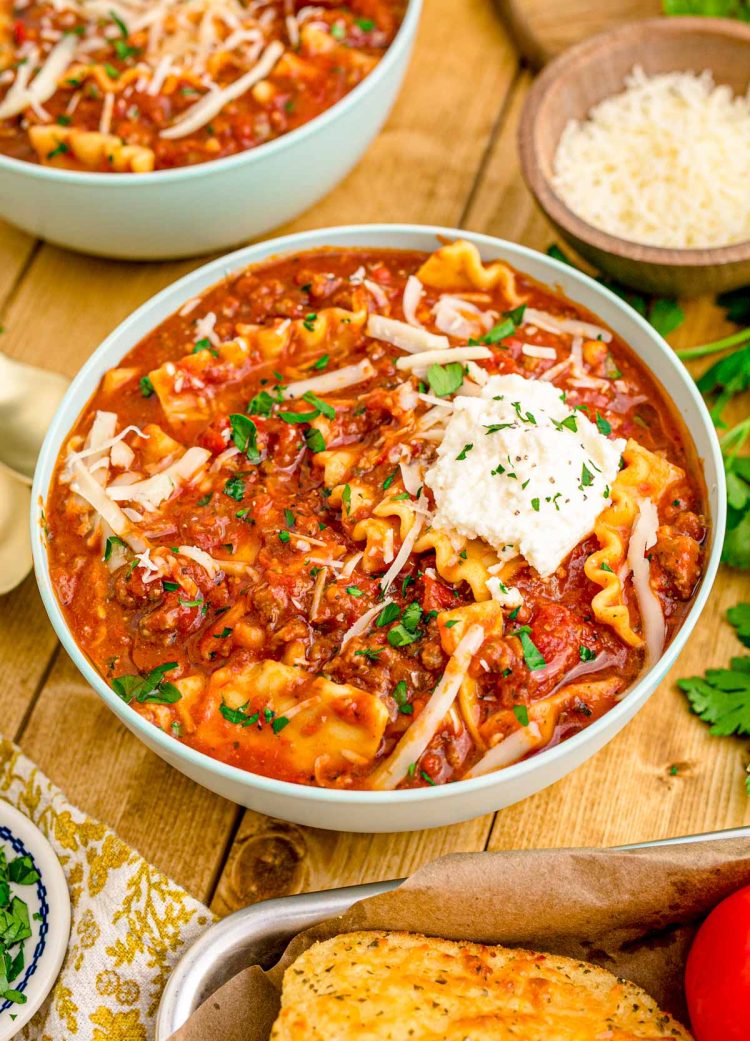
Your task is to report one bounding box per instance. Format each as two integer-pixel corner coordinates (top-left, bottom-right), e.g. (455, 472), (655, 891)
(0, 739), (215, 1040)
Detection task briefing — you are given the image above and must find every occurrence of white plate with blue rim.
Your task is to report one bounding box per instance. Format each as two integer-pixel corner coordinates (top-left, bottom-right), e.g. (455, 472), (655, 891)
(0, 800), (70, 1039)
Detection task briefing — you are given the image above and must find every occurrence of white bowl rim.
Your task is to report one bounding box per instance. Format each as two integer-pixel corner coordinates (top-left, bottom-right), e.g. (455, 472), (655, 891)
(0, 0), (422, 187)
(31, 222), (727, 807)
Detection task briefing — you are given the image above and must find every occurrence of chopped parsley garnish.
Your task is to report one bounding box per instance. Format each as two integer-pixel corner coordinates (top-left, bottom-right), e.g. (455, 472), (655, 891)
(139, 375), (154, 398)
(278, 530), (291, 544)
(46, 141), (69, 160)
(387, 602), (422, 647)
(305, 428), (326, 453)
(341, 484), (351, 513)
(376, 603), (401, 627)
(103, 535), (126, 562)
(302, 312), (318, 332)
(427, 361), (464, 398)
(179, 597), (204, 609)
(103, 62), (119, 79)
(354, 648), (382, 661)
(356, 17), (375, 30)
(223, 475), (246, 501)
(284, 508), (295, 528)
(553, 414), (578, 433)
(382, 471), (398, 491)
(444, 619), (459, 629)
(197, 493), (213, 507)
(220, 702), (259, 727)
(479, 305), (526, 345)
(595, 412), (612, 435)
(248, 390), (277, 416)
(511, 626), (546, 671)
(112, 662), (181, 705)
(600, 561), (614, 574)
(302, 391), (335, 419)
(229, 414), (261, 463)
(346, 585), (364, 597)
(392, 680), (412, 714)
(530, 497), (540, 512)
(456, 443), (473, 461)
(278, 408), (319, 424)
(272, 716), (290, 734)
(484, 423), (514, 434)
(512, 704), (529, 727)
(579, 463), (595, 489)
(56, 113), (72, 126)
(579, 646), (597, 662)
(420, 770), (437, 786)
(162, 580), (179, 592)
(310, 354), (329, 370)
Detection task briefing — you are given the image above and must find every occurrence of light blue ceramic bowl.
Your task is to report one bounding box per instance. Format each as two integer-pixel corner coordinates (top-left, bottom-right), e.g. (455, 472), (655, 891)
(31, 225), (726, 832)
(0, 5), (421, 260)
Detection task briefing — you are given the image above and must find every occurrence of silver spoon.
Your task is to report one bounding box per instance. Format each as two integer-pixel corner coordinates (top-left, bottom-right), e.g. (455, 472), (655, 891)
(0, 352), (69, 484)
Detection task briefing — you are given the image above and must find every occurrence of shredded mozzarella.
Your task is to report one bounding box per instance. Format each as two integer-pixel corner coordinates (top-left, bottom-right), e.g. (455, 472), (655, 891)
(402, 276), (424, 327)
(523, 308), (612, 344)
(367, 315), (449, 354)
(395, 346), (492, 370)
(521, 344), (557, 360)
(282, 360), (375, 399)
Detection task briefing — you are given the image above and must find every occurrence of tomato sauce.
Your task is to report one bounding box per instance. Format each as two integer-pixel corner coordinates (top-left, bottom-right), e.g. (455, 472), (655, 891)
(45, 245), (707, 788)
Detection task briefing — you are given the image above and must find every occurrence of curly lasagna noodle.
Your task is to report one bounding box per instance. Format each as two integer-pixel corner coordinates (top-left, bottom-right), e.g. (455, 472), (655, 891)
(0, 0), (405, 171)
(46, 241), (707, 788)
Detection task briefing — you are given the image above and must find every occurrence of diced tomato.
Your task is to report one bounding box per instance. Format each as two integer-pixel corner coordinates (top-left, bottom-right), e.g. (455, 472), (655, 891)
(12, 21), (26, 45)
(422, 574), (454, 612)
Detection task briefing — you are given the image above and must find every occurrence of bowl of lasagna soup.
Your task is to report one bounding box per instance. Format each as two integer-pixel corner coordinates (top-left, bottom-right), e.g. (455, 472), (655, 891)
(32, 225), (724, 831)
(0, 1), (419, 258)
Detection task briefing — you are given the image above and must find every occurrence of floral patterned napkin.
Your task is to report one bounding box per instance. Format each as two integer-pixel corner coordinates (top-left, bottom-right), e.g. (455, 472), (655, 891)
(0, 739), (214, 1040)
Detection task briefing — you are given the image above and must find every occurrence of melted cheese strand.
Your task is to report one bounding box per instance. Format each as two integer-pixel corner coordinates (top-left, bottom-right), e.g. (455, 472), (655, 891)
(627, 497), (665, 667)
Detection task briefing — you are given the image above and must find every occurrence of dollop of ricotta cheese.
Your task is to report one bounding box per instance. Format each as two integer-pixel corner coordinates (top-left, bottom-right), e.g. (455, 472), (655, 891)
(424, 373), (625, 577)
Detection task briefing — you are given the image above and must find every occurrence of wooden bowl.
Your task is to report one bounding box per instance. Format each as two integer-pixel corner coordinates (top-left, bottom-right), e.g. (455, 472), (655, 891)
(518, 17), (750, 297)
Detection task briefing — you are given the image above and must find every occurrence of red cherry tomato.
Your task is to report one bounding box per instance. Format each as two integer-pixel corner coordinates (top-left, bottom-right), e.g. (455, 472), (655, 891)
(685, 884), (750, 1041)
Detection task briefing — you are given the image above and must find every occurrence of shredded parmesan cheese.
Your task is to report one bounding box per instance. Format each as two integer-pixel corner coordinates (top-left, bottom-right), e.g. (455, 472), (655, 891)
(553, 66), (750, 250)
(341, 598), (394, 647)
(379, 513), (424, 592)
(282, 360), (375, 399)
(371, 623), (485, 790)
(395, 346), (492, 370)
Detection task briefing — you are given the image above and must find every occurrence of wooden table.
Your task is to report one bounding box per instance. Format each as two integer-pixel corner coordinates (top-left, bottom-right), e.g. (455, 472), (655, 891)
(1, 0), (748, 918)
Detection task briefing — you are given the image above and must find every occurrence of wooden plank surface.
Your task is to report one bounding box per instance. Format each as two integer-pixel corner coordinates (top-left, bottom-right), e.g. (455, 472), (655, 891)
(0, 0), (748, 917)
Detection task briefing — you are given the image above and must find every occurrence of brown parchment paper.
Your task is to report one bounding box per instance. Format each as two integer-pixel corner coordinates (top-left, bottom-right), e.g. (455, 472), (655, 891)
(169, 837), (750, 1041)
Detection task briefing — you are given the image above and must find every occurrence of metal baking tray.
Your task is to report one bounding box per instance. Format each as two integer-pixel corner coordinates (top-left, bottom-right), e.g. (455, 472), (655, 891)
(156, 826), (750, 1040)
